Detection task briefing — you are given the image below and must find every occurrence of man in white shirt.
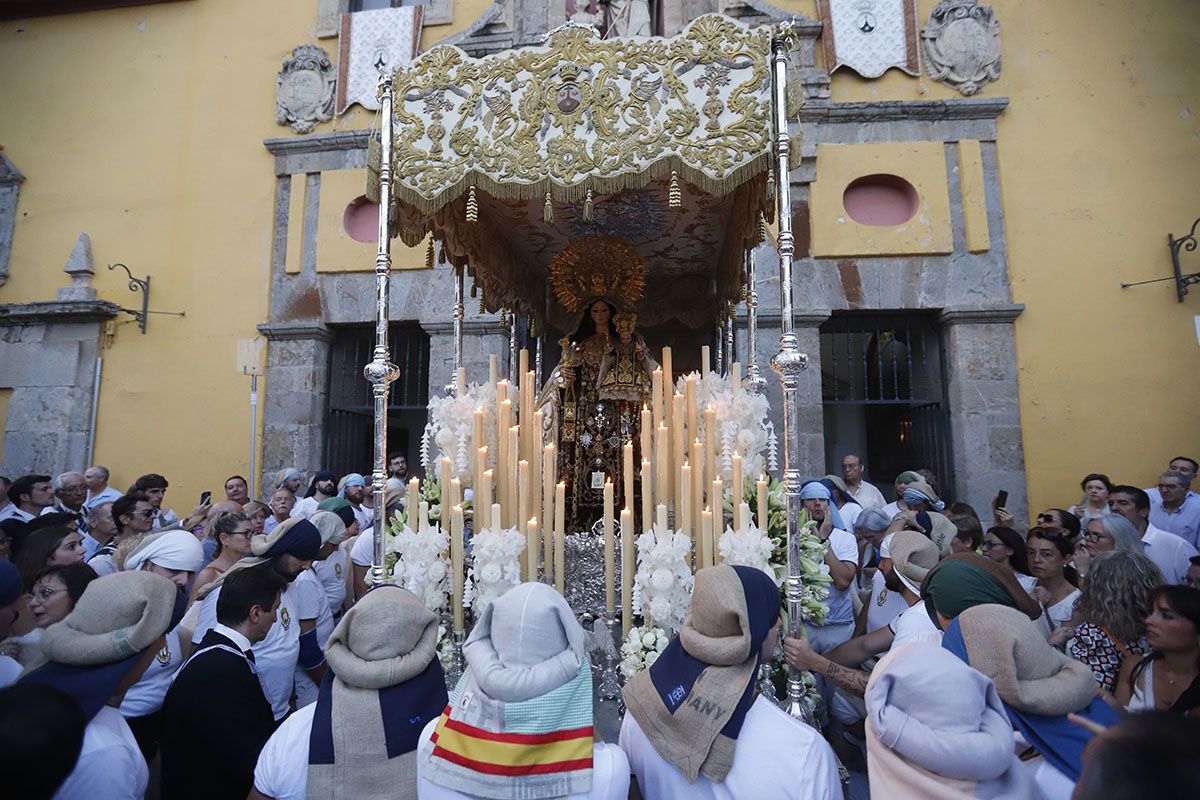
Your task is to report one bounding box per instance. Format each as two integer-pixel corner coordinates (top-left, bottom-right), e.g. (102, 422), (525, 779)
(841, 454), (886, 510)
(83, 465), (122, 510)
(18, 570), (179, 800)
(796, 481), (858, 725)
(338, 473), (374, 531)
(2, 473), (53, 522)
(88, 492), (155, 577)
(1149, 471), (1200, 547)
(1145, 456), (1199, 504)
(44, 471), (91, 539)
(1108, 484), (1198, 584)
(291, 470), (337, 519)
(621, 564), (840, 800)
(192, 517), (323, 720)
(85, 501), (118, 562)
(784, 530), (943, 718)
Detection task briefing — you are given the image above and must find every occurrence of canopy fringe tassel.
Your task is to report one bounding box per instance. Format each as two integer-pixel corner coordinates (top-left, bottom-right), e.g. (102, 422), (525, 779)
(669, 170), (682, 209)
(583, 188), (594, 222)
(466, 185), (479, 223)
(426, 235), (435, 269)
(543, 192), (554, 225)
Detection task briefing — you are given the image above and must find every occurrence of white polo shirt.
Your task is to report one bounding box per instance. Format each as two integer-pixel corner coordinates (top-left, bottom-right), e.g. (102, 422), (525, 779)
(312, 547), (348, 614)
(808, 528), (858, 627)
(1142, 522), (1198, 584)
(193, 575), (302, 720)
(53, 706), (147, 800)
(864, 569), (909, 634)
(120, 627), (184, 718)
(620, 694), (840, 800)
(292, 569), (335, 709)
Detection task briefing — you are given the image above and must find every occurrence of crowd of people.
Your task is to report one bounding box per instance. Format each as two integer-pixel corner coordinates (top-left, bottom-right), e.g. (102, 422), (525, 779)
(0, 450), (1198, 799)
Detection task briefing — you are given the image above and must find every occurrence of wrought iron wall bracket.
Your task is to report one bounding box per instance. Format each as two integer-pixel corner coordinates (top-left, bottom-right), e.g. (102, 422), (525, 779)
(106, 263), (185, 333)
(1119, 217), (1200, 302)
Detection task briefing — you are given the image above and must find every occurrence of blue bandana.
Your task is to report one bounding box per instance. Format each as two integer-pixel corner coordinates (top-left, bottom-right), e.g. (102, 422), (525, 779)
(264, 518), (321, 561)
(19, 653), (142, 723)
(799, 480), (848, 532)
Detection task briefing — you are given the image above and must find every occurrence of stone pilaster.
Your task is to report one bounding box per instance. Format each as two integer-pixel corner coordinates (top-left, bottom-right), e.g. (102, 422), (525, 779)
(939, 305), (1027, 522)
(257, 322), (334, 492)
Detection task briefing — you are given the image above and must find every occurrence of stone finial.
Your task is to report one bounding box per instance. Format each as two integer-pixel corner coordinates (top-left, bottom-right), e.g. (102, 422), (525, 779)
(57, 233), (97, 301)
(921, 0), (1002, 96)
(276, 44), (336, 135)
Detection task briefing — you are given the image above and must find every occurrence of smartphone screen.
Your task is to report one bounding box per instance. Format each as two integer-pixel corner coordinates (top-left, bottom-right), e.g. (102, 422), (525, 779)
(200, 491), (212, 505)
(995, 490), (1008, 509)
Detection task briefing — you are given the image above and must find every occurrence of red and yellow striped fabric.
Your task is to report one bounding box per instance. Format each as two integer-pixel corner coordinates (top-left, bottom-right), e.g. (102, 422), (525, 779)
(429, 706), (594, 777)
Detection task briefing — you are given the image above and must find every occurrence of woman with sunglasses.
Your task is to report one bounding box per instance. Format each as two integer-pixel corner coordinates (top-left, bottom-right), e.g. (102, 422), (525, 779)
(1027, 526), (1082, 635)
(189, 512), (253, 603)
(982, 525), (1037, 590)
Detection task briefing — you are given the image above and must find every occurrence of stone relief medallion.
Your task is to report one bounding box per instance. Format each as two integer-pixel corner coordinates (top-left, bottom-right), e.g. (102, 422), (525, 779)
(921, 0), (1001, 95)
(276, 44), (336, 134)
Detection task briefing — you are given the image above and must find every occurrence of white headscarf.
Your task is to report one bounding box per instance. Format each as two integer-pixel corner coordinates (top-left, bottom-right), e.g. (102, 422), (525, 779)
(124, 529), (204, 573)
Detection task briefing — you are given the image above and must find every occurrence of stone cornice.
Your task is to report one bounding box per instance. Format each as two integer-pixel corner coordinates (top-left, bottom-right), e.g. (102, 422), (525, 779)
(0, 299), (120, 325)
(263, 130), (370, 156)
(423, 321), (503, 335)
(939, 305), (1024, 325)
(800, 97), (1009, 123)
(257, 321), (334, 342)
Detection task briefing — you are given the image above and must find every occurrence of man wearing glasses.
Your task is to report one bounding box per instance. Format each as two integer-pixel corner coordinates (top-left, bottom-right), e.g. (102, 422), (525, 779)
(840, 454), (886, 510)
(87, 491), (156, 576)
(1149, 471), (1200, 548)
(1146, 456), (1199, 504)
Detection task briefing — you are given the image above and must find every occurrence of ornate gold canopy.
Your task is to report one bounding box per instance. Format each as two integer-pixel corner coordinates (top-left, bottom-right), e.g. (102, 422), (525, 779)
(369, 14), (775, 330)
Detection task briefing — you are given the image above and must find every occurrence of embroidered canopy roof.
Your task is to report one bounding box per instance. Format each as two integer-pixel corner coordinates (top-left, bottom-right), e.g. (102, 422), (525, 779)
(368, 14), (776, 330)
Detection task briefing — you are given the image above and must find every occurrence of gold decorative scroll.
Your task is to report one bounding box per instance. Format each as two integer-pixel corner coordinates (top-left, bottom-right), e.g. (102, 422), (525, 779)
(369, 15), (772, 214)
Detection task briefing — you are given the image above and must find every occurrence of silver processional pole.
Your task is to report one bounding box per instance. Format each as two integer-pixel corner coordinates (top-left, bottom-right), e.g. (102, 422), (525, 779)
(769, 24), (813, 721)
(367, 76), (401, 587)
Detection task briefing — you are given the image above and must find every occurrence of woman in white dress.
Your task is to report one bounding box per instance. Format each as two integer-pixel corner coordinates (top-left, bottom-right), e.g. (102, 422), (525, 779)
(1114, 585), (1200, 715)
(1026, 527), (1082, 635)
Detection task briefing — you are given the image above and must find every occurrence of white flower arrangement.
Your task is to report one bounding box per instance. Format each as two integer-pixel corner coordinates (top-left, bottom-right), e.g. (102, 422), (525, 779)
(632, 523), (694, 634)
(792, 519), (834, 625)
(388, 516), (450, 611)
(619, 624), (671, 681)
(436, 624), (456, 670)
(462, 523), (524, 613)
(717, 520), (777, 583)
(676, 371), (777, 485)
(421, 381), (498, 487)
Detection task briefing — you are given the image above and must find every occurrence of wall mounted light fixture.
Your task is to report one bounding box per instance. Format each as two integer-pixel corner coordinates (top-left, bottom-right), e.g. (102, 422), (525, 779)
(1120, 217), (1200, 302)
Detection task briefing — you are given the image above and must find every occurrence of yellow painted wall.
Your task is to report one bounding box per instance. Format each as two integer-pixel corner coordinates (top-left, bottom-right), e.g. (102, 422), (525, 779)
(776, 0), (1200, 513)
(0, 0), (489, 503)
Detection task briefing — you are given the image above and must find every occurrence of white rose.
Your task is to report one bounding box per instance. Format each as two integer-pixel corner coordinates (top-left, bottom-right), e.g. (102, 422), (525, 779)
(480, 562), (502, 583)
(649, 596), (672, 622)
(427, 561), (447, 581)
(650, 567), (674, 593)
(655, 635), (669, 652)
(644, 650), (660, 667)
(642, 631), (657, 648)
(429, 505), (442, 520)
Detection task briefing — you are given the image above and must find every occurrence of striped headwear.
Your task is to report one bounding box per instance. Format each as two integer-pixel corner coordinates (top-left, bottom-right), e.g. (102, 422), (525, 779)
(422, 583), (594, 798)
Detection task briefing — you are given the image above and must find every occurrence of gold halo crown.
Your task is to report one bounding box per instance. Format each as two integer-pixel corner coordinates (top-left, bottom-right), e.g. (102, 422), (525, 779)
(548, 234), (646, 314)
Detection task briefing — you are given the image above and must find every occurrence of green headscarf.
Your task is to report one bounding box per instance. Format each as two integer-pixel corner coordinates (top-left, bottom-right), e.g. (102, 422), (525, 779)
(922, 556), (1038, 627)
(895, 470), (923, 485)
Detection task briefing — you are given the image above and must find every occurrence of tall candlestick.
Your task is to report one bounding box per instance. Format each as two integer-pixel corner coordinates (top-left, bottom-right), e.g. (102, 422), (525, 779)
(489, 354), (498, 388)
(418, 500), (429, 532)
(661, 347), (673, 433)
(479, 470), (493, 529)
(641, 459), (652, 534)
(542, 443), (555, 582)
(450, 478), (461, 513)
(554, 482), (566, 594)
(704, 406), (717, 490)
(656, 503), (668, 532)
(527, 517), (539, 582)
(532, 409), (544, 525)
(450, 504), (465, 632)
(518, 459), (530, 542)
(680, 463), (693, 548)
(492, 503), (503, 533)
(651, 369), (664, 433)
(407, 478), (420, 530)
(620, 507), (634, 636)
(623, 441), (634, 512)
(701, 508), (713, 569)
(739, 503), (753, 535)
(456, 366), (466, 395)
(507, 426), (520, 528)
(757, 476), (770, 531)
(439, 457), (452, 515)
(691, 439), (704, 560)
(473, 410), (485, 483)
(711, 477), (724, 540)
(685, 374), (698, 444)
(731, 454), (743, 530)
(640, 405), (652, 467)
(603, 481), (615, 613)
(731, 361), (742, 394)
(655, 424), (669, 512)
(701, 345), (710, 375)
(671, 393), (685, 514)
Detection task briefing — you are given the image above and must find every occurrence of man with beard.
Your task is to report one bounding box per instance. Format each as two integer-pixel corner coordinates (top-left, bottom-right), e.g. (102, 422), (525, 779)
(337, 473), (373, 532)
(388, 453), (409, 482)
(191, 517), (323, 721)
(290, 471), (336, 520)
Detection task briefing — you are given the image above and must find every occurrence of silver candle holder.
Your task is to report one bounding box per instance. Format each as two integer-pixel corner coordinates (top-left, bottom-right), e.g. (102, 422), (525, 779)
(445, 629), (467, 689)
(597, 612), (622, 701)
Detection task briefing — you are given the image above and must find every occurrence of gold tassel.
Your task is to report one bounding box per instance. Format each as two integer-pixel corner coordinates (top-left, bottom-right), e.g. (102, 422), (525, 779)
(583, 188), (593, 222)
(543, 192), (554, 225)
(466, 185), (478, 223)
(668, 170), (682, 209)
(758, 213), (768, 243)
(425, 236), (435, 269)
